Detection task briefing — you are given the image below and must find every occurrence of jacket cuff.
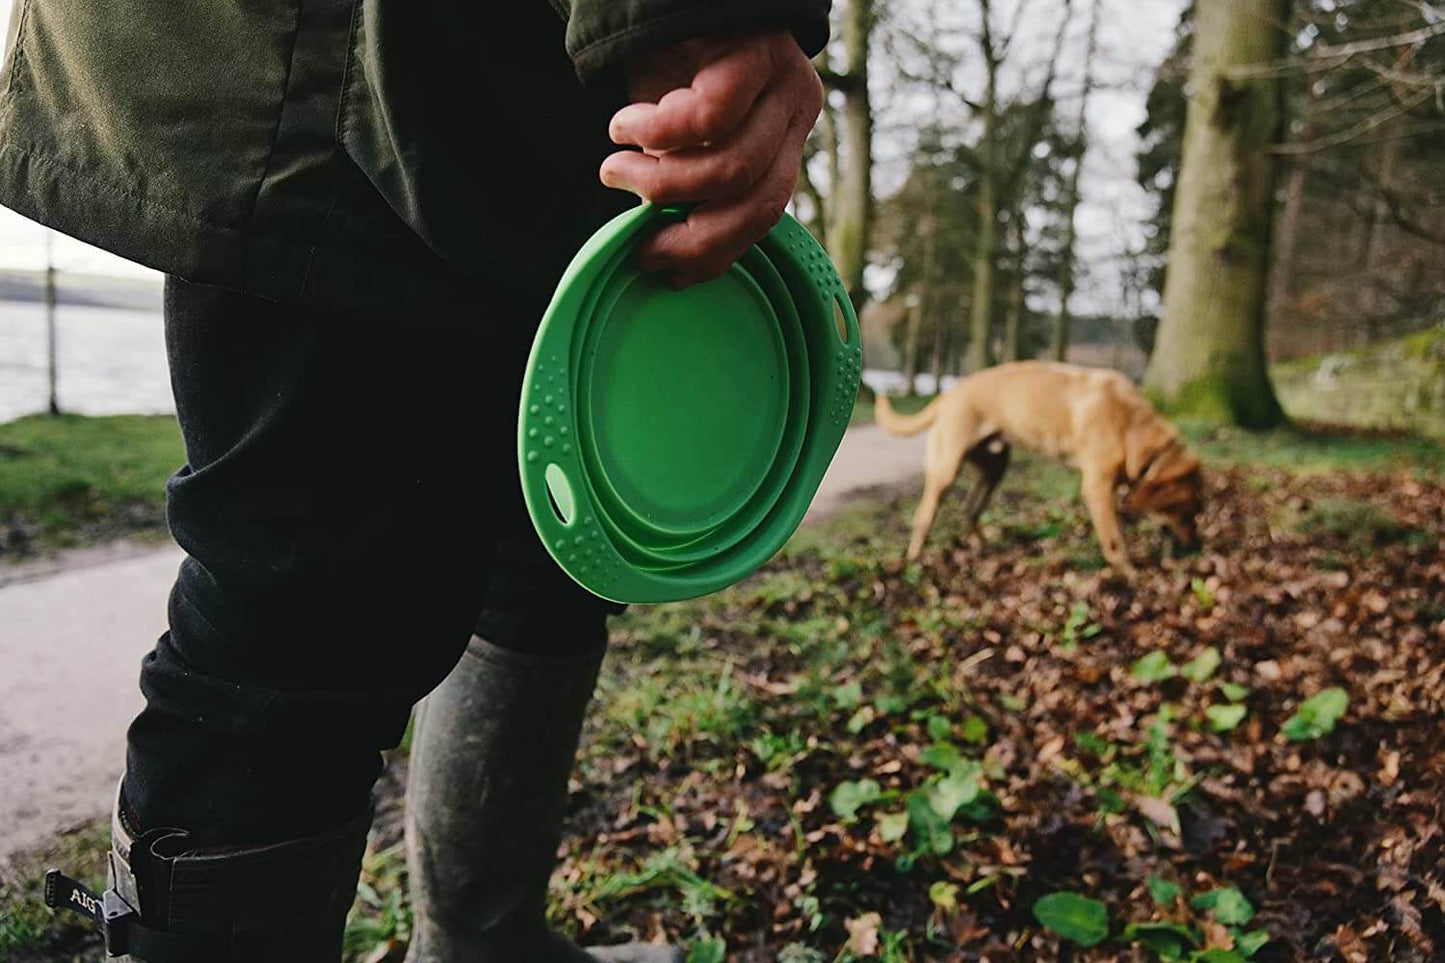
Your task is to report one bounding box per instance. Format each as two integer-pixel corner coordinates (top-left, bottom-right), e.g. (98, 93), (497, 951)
(562, 0), (831, 87)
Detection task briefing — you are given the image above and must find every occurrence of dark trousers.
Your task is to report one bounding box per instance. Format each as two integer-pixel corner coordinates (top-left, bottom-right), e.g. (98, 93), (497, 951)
(123, 278), (622, 847)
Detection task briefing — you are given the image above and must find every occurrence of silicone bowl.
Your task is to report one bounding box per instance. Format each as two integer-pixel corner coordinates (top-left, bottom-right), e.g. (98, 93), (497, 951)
(518, 204), (861, 603)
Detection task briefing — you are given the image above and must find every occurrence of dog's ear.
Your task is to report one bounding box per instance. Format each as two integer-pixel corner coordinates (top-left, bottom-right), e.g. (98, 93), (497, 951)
(857, 382), (877, 405)
(1127, 444), (1202, 512)
(1124, 416), (1178, 483)
(1150, 445), (1201, 486)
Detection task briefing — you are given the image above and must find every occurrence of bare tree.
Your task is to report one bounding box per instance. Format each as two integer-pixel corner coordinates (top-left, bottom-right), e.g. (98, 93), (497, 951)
(1050, 0), (1101, 362)
(966, 0), (1073, 372)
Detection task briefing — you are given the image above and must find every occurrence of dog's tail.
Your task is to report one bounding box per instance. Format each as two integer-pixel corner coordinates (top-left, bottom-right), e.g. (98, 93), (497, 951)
(874, 392), (940, 437)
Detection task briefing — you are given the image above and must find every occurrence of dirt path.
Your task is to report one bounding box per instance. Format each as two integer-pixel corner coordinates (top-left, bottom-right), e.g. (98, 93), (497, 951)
(0, 547), (179, 861)
(0, 425), (926, 863)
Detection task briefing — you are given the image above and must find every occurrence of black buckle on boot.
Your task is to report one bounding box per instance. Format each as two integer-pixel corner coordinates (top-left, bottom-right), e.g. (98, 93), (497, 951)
(44, 869), (228, 961)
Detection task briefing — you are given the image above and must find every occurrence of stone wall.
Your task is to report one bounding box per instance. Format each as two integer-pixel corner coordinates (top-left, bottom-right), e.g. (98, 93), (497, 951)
(1271, 327), (1445, 437)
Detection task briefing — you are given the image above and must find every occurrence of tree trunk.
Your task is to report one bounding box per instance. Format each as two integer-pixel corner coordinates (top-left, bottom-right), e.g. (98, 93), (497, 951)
(902, 296), (922, 394)
(1143, 0), (1287, 428)
(966, 23), (1000, 374)
(1269, 156), (1307, 313)
(1360, 137), (1400, 329)
(1002, 217), (1026, 363)
(1052, 0), (1100, 363)
(827, 0), (874, 312)
(931, 312), (951, 393)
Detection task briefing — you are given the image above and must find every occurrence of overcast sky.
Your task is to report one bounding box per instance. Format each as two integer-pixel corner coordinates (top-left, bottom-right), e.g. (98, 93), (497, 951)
(0, 0), (1187, 306)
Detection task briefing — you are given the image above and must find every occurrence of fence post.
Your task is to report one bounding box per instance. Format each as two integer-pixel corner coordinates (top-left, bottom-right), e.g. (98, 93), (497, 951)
(45, 231), (59, 416)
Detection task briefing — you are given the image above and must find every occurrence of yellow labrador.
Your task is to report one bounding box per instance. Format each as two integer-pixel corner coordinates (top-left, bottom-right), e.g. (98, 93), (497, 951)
(874, 361), (1203, 576)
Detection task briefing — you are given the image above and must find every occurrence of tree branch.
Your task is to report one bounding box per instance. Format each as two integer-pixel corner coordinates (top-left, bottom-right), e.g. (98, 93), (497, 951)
(999, 0), (1074, 198)
(1270, 87), (1434, 154)
(1225, 20), (1445, 81)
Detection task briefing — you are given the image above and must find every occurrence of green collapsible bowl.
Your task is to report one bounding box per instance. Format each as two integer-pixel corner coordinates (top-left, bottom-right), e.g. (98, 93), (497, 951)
(518, 204), (861, 604)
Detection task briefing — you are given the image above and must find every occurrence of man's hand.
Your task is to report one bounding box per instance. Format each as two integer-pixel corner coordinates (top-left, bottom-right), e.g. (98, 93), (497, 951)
(600, 30), (824, 287)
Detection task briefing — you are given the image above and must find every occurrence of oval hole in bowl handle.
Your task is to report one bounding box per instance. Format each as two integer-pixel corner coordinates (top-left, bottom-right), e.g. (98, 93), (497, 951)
(833, 294), (851, 345)
(544, 463), (576, 526)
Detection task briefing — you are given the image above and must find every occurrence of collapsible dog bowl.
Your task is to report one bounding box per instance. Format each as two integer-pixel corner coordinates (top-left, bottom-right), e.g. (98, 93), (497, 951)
(519, 204), (861, 603)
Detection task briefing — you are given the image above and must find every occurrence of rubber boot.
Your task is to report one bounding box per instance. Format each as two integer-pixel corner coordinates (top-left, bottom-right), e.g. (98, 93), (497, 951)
(404, 635), (681, 963)
(46, 782), (370, 962)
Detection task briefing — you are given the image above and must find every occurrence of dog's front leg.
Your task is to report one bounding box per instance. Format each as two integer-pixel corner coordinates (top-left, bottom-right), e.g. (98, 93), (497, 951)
(1081, 475), (1138, 580)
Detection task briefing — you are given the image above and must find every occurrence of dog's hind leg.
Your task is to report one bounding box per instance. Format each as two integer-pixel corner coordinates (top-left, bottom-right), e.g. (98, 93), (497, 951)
(907, 473), (952, 560)
(960, 438), (1010, 530)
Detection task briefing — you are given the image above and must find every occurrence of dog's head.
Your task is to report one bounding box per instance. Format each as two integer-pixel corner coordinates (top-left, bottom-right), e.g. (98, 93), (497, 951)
(1124, 440), (1204, 551)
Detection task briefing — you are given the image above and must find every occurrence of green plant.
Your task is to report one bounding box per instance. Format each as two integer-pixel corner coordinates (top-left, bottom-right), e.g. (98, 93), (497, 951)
(343, 841), (413, 961)
(1132, 651), (1177, 683)
(686, 936), (727, 962)
(1281, 688), (1348, 741)
(1061, 602), (1104, 651)
(1032, 892), (1109, 947)
(829, 779), (884, 822)
(1122, 919), (1199, 959)
(1147, 876), (1182, 907)
(1190, 887), (1253, 926)
(1205, 704), (1247, 733)
(1219, 682), (1250, 702)
(1181, 647), (1220, 683)
(565, 848), (735, 932)
(750, 727), (807, 770)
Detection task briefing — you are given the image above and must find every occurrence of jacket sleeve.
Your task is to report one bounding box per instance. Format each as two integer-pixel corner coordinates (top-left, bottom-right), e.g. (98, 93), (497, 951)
(553, 0), (832, 86)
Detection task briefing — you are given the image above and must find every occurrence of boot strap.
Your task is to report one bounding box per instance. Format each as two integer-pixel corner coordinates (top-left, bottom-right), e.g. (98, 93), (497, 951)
(45, 869), (230, 960)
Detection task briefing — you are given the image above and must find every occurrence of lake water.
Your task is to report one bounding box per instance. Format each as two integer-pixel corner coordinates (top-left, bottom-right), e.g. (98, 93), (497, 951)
(0, 299), (971, 426)
(0, 301), (172, 423)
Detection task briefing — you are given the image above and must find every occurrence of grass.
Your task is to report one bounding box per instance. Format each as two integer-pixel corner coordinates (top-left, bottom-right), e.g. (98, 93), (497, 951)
(0, 819), (108, 959)
(849, 392), (937, 426)
(1277, 496), (1428, 550)
(0, 414), (182, 554)
(1179, 419), (1445, 474)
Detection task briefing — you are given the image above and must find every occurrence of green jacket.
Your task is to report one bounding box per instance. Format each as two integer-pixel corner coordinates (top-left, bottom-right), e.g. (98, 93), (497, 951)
(0, 1), (828, 315)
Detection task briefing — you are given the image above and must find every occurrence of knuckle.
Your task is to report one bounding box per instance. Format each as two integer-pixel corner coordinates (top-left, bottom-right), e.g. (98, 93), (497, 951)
(717, 154), (758, 193)
(670, 233), (711, 265)
(690, 99), (731, 142)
